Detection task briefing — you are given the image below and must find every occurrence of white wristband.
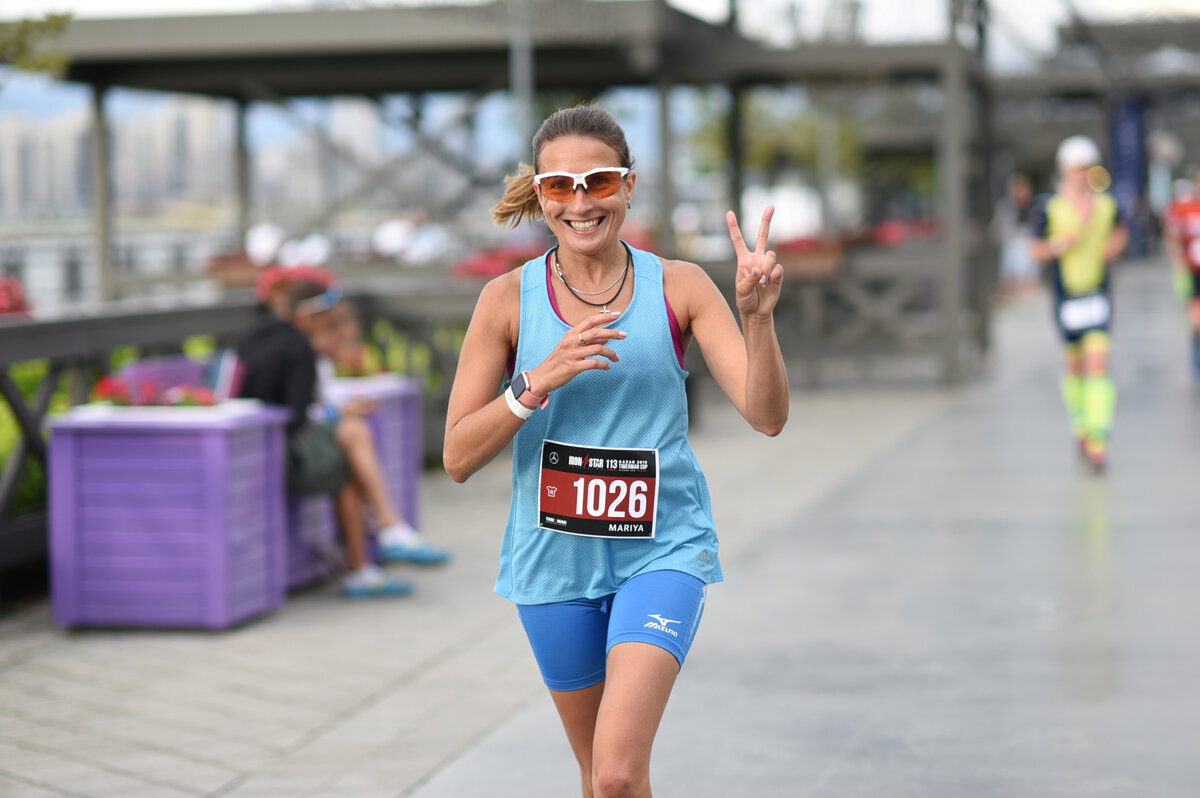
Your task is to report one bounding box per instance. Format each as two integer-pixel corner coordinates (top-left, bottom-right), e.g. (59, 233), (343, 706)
(504, 386), (535, 420)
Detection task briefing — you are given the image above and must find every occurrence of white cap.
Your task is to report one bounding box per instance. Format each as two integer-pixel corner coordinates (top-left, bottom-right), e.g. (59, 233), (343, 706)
(1057, 135), (1102, 170)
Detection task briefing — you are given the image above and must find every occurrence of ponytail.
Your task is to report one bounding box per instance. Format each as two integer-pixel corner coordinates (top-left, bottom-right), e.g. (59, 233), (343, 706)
(491, 163), (542, 228)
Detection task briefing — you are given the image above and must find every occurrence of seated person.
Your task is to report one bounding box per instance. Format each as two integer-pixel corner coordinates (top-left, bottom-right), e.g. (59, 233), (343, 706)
(234, 280), (413, 598)
(308, 297), (450, 565)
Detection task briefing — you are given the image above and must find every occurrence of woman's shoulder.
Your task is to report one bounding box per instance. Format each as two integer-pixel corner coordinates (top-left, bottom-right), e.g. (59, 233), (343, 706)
(659, 257), (722, 329)
(469, 268), (524, 344)
(660, 256), (718, 293)
(479, 266), (525, 303)
(658, 255), (707, 279)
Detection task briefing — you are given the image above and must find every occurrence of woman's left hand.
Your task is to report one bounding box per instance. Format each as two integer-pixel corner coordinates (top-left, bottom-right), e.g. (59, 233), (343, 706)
(727, 205), (784, 318)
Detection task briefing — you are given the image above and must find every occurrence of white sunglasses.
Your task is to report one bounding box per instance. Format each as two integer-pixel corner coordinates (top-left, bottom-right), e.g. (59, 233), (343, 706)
(533, 167), (630, 201)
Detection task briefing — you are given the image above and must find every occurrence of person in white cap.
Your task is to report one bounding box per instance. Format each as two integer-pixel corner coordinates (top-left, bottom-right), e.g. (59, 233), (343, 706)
(1030, 135), (1129, 471)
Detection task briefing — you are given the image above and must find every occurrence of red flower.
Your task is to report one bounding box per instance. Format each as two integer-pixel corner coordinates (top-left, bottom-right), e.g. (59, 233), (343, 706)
(93, 376), (116, 398)
(92, 375), (133, 405)
(0, 277), (31, 314)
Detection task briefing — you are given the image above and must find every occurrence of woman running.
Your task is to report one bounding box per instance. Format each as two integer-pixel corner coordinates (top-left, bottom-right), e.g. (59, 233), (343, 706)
(443, 104), (789, 797)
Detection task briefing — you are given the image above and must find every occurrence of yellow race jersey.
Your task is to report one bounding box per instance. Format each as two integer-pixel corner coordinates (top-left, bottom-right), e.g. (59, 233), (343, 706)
(1036, 192), (1119, 295)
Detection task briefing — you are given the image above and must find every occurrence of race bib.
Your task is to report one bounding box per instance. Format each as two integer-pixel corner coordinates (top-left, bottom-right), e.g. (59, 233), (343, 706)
(1058, 293), (1110, 333)
(538, 440), (659, 539)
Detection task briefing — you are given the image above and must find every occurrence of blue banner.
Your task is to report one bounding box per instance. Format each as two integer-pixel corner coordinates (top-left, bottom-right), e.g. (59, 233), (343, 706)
(1110, 96), (1148, 256)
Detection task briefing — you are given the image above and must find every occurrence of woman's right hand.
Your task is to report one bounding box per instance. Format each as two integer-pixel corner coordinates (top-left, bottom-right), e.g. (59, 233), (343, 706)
(527, 312), (627, 395)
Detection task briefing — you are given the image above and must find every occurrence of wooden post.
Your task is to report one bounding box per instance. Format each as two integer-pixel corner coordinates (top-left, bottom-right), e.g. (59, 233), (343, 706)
(727, 84), (745, 224)
(976, 69), (995, 355)
(939, 47), (966, 385)
(658, 80), (675, 256)
(90, 84), (114, 303)
(509, 0), (535, 152)
(234, 98), (252, 252)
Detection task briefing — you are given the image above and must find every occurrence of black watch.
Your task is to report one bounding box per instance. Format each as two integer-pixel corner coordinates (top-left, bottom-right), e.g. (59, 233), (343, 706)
(509, 371), (548, 410)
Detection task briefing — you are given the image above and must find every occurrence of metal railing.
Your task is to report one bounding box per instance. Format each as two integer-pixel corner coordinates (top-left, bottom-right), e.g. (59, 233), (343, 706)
(0, 275), (481, 577)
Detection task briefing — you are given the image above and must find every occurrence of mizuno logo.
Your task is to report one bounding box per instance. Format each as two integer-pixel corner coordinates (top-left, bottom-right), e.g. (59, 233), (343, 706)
(644, 614), (681, 637)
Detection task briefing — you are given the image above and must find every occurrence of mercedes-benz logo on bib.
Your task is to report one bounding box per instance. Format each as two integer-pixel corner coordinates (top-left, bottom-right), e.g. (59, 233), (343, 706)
(549, 452), (560, 465)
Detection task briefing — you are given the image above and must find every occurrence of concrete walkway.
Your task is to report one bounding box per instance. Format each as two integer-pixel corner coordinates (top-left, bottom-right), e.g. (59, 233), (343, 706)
(2, 259), (1198, 797)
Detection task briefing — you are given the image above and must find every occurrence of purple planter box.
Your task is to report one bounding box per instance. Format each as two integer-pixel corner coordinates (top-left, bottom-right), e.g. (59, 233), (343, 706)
(285, 495), (338, 590)
(48, 402), (289, 629)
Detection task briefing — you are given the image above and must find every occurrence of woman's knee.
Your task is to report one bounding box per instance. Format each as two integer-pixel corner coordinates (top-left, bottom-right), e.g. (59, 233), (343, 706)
(1080, 334), (1110, 375)
(1082, 353), (1108, 376)
(336, 416), (370, 448)
(591, 762), (646, 798)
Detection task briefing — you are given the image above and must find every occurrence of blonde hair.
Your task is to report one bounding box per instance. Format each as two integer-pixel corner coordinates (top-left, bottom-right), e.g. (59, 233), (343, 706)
(491, 104), (635, 228)
(491, 163), (540, 228)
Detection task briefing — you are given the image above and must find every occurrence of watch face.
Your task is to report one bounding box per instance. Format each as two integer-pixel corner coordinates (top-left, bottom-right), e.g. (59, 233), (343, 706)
(510, 372), (528, 397)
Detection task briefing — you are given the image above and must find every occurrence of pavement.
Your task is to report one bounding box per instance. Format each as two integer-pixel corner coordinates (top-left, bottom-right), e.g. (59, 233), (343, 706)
(2, 257), (1199, 797)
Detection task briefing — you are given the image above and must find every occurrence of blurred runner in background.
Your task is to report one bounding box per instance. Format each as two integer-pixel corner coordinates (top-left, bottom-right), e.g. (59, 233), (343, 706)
(1163, 174), (1200, 377)
(1031, 135), (1129, 472)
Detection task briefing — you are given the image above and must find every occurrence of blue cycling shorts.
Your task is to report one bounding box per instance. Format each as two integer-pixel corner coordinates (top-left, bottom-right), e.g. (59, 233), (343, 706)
(516, 570), (707, 692)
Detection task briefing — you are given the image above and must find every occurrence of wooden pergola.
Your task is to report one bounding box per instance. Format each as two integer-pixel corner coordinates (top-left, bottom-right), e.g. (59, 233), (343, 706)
(46, 0), (992, 383)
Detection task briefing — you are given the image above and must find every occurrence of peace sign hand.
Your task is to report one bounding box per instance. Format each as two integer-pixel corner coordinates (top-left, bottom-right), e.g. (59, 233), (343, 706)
(727, 205), (784, 318)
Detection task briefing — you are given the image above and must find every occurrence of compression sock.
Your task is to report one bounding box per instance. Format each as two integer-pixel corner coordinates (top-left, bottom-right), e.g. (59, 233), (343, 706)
(1061, 374), (1086, 439)
(1083, 374), (1116, 446)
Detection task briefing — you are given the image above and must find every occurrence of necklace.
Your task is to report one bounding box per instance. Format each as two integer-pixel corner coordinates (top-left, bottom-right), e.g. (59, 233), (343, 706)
(554, 244), (631, 314)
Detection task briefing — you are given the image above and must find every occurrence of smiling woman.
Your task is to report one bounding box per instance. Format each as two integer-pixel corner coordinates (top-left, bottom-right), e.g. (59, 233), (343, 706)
(444, 103), (789, 798)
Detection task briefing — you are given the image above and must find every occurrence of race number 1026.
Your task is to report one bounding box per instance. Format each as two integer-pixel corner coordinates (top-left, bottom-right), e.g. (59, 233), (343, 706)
(571, 476), (650, 519)
(538, 440), (659, 539)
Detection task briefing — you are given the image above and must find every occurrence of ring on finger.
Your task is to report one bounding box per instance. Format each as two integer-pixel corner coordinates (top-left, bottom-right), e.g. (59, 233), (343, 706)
(578, 332), (585, 345)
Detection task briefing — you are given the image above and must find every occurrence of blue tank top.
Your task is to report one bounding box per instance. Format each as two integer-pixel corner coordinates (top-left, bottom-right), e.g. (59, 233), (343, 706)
(495, 244), (723, 604)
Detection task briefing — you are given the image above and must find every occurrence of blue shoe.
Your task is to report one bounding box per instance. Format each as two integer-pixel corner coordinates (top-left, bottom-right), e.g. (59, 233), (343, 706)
(378, 540), (452, 566)
(341, 567), (414, 598)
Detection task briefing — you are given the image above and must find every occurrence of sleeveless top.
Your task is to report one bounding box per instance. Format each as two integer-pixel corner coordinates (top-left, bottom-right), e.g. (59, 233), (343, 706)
(494, 244), (723, 604)
(1040, 192), (1119, 296)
